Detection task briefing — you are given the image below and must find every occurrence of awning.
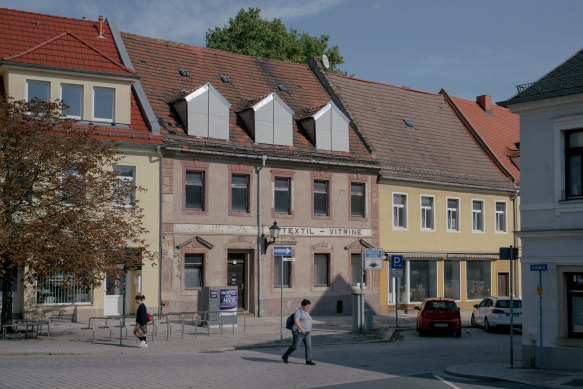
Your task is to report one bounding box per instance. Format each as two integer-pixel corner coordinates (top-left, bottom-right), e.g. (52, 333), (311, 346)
(385, 252), (499, 260)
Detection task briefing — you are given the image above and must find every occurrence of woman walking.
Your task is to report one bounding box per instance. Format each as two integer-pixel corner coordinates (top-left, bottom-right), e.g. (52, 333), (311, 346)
(134, 294), (149, 348)
(282, 299), (316, 365)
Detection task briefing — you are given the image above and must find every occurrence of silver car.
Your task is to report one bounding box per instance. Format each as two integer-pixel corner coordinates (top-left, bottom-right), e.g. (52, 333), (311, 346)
(471, 297), (522, 331)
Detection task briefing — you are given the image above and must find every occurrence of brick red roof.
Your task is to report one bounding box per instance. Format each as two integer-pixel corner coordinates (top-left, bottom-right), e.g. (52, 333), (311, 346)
(447, 93), (520, 184)
(120, 32), (375, 164)
(0, 8), (160, 145)
(321, 73), (516, 190)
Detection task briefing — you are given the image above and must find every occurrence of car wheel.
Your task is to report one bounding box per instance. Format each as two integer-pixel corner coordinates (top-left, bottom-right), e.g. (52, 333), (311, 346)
(419, 329), (426, 337)
(471, 314), (476, 327)
(484, 318), (490, 332)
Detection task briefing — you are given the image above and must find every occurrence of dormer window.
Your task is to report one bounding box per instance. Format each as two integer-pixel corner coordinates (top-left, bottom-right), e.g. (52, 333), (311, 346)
(93, 87), (115, 123)
(61, 84), (83, 118)
(239, 93), (293, 146)
(300, 101), (349, 152)
(27, 80), (49, 102)
(173, 83), (230, 140)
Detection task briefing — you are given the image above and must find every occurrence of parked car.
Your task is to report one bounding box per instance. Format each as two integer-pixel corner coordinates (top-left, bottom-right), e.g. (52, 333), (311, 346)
(471, 297), (522, 331)
(415, 298), (462, 337)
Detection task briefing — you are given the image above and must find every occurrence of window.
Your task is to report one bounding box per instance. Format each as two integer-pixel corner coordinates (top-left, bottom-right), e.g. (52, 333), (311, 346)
(231, 174), (249, 212)
(393, 193), (407, 229)
(495, 201), (507, 232)
(313, 180), (329, 216)
(274, 256), (291, 287)
(566, 130), (583, 198)
(472, 200), (484, 232)
(61, 84), (83, 118)
(113, 166), (135, 207)
(567, 273), (583, 338)
(27, 80), (49, 102)
(184, 254), (203, 289)
(467, 260), (491, 300)
(36, 273), (91, 305)
(350, 183), (365, 217)
(409, 260), (437, 302)
(185, 171), (205, 210)
(447, 198), (460, 231)
(351, 253), (366, 286)
(314, 254), (329, 286)
(420, 196), (434, 230)
(274, 177), (291, 214)
(93, 87), (115, 122)
(444, 260), (460, 300)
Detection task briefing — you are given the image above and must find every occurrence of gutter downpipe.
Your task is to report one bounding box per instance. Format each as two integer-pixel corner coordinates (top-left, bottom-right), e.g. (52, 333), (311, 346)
(513, 186), (519, 297)
(256, 155), (267, 317)
(157, 145), (163, 314)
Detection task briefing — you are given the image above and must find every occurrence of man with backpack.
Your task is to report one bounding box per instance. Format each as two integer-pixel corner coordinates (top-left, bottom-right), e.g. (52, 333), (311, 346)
(282, 299), (316, 365)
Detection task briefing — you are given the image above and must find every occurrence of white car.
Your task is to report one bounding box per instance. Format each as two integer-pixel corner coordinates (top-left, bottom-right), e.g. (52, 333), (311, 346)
(471, 297), (522, 331)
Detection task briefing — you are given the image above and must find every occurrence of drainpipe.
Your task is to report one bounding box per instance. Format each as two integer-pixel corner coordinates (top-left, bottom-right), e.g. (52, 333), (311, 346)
(157, 145), (163, 314)
(513, 187), (519, 297)
(256, 155), (267, 317)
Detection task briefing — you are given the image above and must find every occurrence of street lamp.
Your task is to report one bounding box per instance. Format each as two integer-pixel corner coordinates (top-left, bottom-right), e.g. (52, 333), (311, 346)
(262, 221), (280, 254)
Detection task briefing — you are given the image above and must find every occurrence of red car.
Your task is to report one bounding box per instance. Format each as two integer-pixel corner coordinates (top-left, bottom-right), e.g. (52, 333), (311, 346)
(415, 298), (462, 337)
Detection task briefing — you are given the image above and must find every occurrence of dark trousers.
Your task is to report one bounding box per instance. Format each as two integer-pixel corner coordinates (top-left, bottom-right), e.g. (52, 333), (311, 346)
(282, 330), (312, 361)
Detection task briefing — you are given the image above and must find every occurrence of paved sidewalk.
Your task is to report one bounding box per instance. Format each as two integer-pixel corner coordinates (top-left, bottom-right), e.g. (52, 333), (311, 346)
(2, 313), (583, 388)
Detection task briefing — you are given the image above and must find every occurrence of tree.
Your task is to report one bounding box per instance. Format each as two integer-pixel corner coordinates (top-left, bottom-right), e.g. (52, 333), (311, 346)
(0, 98), (154, 325)
(206, 7), (347, 75)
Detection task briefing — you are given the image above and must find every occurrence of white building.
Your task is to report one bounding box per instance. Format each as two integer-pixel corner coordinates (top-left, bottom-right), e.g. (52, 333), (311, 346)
(500, 49), (583, 370)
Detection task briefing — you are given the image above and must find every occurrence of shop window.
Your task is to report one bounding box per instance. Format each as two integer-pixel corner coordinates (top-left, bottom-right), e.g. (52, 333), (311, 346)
(408, 260), (437, 302)
(467, 260), (491, 300)
(314, 254), (329, 286)
(185, 254), (203, 289)
(36, 273), (91, 305)
(444, 260), (460, 300)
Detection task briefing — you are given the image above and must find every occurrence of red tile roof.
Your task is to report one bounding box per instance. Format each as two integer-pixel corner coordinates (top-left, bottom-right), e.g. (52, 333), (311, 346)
(445, 92), (520, 184)
(120, 32), (375, 164)
(321, 73), (516, 190)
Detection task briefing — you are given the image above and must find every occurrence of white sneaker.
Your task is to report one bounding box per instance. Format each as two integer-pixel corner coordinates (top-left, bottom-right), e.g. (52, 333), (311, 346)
(143, 343), (148, 348)
(138, 340), (146, 348)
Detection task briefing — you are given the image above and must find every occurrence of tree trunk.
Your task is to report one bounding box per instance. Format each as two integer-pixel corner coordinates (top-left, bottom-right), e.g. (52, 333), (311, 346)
(1, 256), (14, 326)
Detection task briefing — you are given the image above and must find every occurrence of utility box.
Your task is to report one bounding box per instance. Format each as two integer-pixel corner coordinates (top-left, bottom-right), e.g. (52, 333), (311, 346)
(198, 286), (238, 327)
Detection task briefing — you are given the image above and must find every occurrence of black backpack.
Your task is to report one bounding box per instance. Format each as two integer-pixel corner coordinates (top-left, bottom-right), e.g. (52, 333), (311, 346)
(285, 311), (296, 330)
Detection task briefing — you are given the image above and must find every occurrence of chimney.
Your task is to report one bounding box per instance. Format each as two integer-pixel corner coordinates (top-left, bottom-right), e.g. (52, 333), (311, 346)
(477, 95), (492, 112)
(98, 16), (104, 38)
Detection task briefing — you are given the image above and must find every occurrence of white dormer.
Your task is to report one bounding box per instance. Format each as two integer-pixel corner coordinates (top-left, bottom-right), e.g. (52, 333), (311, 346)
(302, 101), (350, 152)
(239, 93), (293, 146)
(174, 83), (230, 140)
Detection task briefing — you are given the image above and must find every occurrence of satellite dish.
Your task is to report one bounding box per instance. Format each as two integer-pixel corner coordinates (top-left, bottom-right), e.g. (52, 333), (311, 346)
(322, 54), (329, 69)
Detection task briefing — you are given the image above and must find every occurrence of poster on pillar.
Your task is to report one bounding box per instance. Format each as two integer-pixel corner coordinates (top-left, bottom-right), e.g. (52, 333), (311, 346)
(220, 289), (238, 310)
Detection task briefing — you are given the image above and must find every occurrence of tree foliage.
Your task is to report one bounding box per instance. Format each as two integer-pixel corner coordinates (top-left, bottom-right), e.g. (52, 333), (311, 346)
(206, 7), (347, 75)
(0, 98), (154, 324)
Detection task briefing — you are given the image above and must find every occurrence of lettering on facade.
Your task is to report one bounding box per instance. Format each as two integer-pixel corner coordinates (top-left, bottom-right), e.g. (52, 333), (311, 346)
(175, 224), (371, 237)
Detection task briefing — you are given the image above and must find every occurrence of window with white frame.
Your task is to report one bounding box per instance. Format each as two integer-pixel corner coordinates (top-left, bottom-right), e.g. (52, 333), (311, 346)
(566, 130), (583, 198)
(274, 256), (291, 287)
(113, 165), (135, 207)
(313, 254), (329, 286)
(61, 84), (83, 118)
(93, 87), (115, 122)
(495, 201), (507, 232)
(393, 193), (407, 229)
(420, 196), (434, 230)
(184, 253), (203, 289)
(472, 200), (485, 232)
(36, 273), (91, 305)
(27, 80), (50, 102)
(444, 260), (460, 300)
(447, 198), (460, 231)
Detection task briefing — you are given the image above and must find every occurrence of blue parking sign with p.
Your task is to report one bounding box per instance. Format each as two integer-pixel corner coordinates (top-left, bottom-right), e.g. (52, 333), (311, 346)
(391, 255), (404, 269)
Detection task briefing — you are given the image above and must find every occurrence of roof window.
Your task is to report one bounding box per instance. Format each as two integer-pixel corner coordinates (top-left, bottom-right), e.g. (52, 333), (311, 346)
(220, 75), (231, 83)
(403, 118), (415, 128)
(277, 84), (287, 92)
(178, 69), (189, 77)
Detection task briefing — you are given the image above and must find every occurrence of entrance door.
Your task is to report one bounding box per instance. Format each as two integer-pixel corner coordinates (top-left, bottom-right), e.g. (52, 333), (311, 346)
(104, 265), (124, 315)
(227, 253), (246, 309)
(498, 273), (509, 297)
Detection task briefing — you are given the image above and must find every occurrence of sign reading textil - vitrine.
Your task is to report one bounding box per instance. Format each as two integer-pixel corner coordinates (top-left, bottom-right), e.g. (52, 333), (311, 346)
(220, 289), (238, 310)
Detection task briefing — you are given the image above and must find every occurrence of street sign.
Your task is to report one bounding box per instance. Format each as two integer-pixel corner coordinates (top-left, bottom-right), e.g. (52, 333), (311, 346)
(273, 246), (293, 256)
(391, 269), (403, 277)
(364, 249), (383, 259)
(364, 258), (383, 270)
(530, 264), (548, 271)
(500, 247), (519, 259)
(282, 257), (297, 262)
(391, 255), (404, 270)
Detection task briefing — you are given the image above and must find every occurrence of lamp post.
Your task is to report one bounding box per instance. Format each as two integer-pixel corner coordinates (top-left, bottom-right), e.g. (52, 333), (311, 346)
(262, 221), (280, 254)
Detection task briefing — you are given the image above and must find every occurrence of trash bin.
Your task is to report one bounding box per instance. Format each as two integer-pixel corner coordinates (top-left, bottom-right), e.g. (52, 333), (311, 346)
(365, 309), (373, 331)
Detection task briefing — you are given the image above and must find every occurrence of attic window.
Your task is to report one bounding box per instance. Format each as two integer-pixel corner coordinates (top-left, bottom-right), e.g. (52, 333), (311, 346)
(403, 118), (415, 128)
(178, 69), (189, 77)
(277, 84), (287, 92)
(220, 75), (231, 83)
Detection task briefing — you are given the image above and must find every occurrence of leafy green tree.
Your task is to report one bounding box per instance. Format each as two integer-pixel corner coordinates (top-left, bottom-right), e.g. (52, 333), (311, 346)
(206, 7), (347, 75)
(0, 98), (154, 325)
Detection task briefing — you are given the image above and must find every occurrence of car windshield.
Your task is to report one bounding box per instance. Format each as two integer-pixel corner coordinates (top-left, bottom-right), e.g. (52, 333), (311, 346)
(425, 301), (457, 311)
(495, 300), (522, 308)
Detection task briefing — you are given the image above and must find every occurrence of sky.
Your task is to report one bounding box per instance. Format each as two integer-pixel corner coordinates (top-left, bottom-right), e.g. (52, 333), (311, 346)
(3, 0), (583, 103)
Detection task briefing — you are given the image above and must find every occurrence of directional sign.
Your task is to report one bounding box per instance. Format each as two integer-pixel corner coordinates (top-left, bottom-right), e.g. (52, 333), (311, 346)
(364, 249), (383, 260)
(391, 269), (403, 277)
(530, 264), (548, 271)
(364, 258), (383, 270)
(391, 255), (404, 270)
(273, 246), (293, 256)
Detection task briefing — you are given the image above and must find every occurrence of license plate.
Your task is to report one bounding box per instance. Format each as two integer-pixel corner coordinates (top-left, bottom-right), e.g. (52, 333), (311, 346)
(434, 323), (448, 328)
